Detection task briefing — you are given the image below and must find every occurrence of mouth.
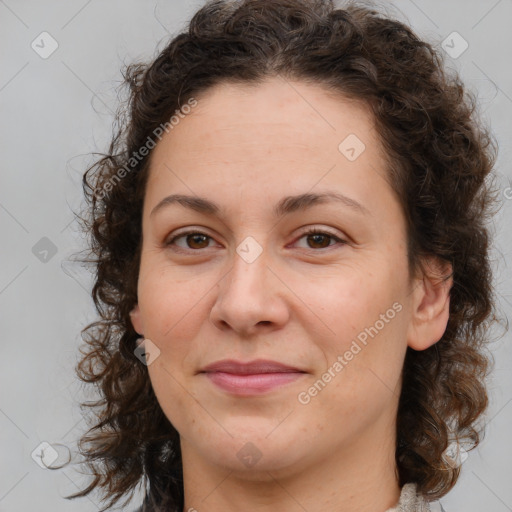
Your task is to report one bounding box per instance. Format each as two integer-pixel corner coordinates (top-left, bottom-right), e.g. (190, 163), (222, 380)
(200, 358), (305, 374)
(199, 359), (307, 395)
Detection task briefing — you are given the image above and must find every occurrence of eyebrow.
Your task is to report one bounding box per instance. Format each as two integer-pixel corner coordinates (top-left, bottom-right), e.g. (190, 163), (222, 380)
(149, 191), (370, 219)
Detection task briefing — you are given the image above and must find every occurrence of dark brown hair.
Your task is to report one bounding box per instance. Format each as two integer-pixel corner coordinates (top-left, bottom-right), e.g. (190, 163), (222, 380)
(63, 0), (500, 510)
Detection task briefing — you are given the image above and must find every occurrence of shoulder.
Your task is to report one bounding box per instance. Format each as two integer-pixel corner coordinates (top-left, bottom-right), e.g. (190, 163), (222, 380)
(132, 502), (151, 512)
(429, 502), (448, 512)
(386, 483), (449, 512)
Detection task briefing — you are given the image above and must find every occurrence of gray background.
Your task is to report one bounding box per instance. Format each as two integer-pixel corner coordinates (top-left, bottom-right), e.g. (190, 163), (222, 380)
(1, 0), (511, 510)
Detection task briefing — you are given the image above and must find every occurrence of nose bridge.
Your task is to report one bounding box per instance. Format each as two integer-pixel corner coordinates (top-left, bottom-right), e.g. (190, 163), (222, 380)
(210, 241), (288, 334)
(224, 242), (271, 306)
(226, 231), (271, 290)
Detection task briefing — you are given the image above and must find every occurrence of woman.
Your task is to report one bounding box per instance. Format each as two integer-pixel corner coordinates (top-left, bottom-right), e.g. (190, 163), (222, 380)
(65, 0), (499, 510)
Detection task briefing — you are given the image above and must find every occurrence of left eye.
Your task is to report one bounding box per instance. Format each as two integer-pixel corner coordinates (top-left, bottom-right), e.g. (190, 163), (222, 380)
(294, 228), (346, 250)
(165, 229), (346, 251)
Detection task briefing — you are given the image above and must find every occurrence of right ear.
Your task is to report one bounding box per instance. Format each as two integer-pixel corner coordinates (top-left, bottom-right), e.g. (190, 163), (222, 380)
(129, 304), (145, 336)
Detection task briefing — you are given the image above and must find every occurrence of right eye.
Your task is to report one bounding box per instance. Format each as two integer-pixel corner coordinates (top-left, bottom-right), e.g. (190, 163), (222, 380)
(165, 230), (218, 251)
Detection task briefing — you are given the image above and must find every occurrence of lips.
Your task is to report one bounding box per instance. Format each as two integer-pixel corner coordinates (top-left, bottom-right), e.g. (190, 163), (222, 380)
(199, 359), (307, 395)
(200, 359), (305, 375)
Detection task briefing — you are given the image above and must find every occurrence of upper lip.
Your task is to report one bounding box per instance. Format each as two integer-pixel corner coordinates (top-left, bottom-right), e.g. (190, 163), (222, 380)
(200, 359), (305, 374)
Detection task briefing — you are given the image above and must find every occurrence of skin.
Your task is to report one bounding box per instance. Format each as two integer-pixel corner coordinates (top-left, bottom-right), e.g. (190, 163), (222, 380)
(130, 76), (453, 512)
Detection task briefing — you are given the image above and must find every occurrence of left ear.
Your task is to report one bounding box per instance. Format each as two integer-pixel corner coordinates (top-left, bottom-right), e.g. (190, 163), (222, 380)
(407, 256), (453, 351)
(129, 304), (145, 337)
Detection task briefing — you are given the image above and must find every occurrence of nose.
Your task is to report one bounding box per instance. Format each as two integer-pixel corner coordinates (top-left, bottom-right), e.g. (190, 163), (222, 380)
(209, 247), (290, 337)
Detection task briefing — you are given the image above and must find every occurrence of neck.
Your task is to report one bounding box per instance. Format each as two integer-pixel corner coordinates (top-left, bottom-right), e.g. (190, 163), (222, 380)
(180, 418), (401, 512)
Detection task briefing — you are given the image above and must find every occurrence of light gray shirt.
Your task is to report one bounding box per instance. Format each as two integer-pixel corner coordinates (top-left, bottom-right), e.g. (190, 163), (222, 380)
(386, 483), (447, 512)
(134, 482), (448, 511)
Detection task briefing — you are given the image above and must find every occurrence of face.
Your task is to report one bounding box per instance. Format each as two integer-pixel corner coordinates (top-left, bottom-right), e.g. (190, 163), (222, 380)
(130, 77), (432, 478)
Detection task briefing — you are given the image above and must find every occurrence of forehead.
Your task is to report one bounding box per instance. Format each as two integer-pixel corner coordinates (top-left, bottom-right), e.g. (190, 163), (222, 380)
(149, 76), (384, 161)
(166, 77), (378, 152)
(144, 77), (392, 216)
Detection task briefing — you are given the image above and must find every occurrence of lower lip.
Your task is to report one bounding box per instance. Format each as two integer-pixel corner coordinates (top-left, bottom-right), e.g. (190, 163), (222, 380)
(203, 371), (305, 395)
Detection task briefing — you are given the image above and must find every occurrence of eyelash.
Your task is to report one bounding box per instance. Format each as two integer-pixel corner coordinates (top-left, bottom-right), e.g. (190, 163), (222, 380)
(165, 227), (347, 253)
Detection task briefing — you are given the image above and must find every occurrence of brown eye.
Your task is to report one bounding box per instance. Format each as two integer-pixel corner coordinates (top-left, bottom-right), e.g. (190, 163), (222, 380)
(165, 227), (347, 254)
(305, 233), (332, 249)
(184, 233), (210, 249)
(166, 231), (214, 250)
(294, 228), (347, 250)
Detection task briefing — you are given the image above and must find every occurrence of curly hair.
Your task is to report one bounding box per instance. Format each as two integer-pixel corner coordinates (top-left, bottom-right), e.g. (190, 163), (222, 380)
(62, 0), (500, 510)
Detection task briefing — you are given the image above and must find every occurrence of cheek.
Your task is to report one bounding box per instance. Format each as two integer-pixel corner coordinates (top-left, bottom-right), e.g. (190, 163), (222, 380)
(147, 360), (194, 434)
(297, 267), (408, 389)
(292, 267), (399, 341)
(299, 313), (407, 439)
(138, 268), (214, 341)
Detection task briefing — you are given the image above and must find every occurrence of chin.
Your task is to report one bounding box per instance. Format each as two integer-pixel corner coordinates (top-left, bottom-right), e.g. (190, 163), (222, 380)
(191, 423), (310, 476)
